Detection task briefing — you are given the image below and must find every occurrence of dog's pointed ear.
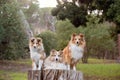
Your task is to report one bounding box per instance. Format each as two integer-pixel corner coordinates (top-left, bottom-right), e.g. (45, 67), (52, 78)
(71, 33), (76, 40)
(50, 49), (56, 55)
(37, 38), (42, 43)
(59, 50), (63, 55)
(30, 37), (35, 42)
(79, 33), (84, 38)
(72, 33), (76, 37)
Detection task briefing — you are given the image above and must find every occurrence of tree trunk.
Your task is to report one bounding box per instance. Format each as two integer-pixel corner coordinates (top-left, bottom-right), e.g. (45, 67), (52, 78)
(16, 0), (33, 39)
(82, 47), (88, 63)
(17, 9), (33, 39)
(118, 34), (120, 56)
(28, 69), (83, 80)
(117, 34), (120, 63)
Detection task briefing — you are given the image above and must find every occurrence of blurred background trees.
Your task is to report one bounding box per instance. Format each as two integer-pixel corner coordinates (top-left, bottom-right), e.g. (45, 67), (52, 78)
(0, 0), (27, 60)
(51, 0), (120, 63)
(0, 0), (119, 63)
(37, 31), (57, 55)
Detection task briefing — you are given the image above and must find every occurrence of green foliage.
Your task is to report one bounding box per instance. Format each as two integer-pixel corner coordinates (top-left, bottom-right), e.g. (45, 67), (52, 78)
(26, 2), (39, 17)
(37, 31), (57, 55)
(77, 19), (116, 58)
(52, 0), (115, 27)
(0, 0), (27, 60)
(107, 0), (120, 33)
(51, 2), (87, 27)
(55, 20), (75, 50)
(55, 19), (116, 59)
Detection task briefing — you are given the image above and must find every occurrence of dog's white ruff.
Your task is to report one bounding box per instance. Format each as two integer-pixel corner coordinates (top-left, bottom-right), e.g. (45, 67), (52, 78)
(70, 43), (84, 61)
(30, 46), (44, 70)
(44, 61), (68, 70)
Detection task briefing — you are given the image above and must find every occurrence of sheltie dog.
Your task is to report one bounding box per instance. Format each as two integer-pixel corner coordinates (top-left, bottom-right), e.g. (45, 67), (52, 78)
(44, 49), (67, 70)
(29, 37), (46, 70)
(63, 33), (86, 70)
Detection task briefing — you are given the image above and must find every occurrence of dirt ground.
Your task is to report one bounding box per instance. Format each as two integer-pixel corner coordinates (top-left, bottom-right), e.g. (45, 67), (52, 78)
(0, 60), (31, 72)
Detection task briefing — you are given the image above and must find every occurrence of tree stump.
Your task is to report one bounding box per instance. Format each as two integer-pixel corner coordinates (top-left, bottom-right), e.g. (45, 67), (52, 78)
(28, 69), (83, 80)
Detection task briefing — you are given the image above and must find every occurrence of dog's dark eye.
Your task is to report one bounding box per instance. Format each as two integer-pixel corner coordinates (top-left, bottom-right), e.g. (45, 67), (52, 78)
(51, 55), (55, 56)
(58, 55), (61, 57)
(75, 38), (77, 40)
(36, 43), (39, 44)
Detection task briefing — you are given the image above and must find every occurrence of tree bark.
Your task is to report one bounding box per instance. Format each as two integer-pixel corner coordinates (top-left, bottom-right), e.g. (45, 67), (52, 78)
(28, 69), (83, 80)
(118, 34), (120, 56)
(17, 9), (33, 39)
(15, 0), (33, 39)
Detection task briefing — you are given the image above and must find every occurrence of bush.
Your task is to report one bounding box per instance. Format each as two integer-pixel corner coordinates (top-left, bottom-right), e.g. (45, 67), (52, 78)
(77, 22), (116, 59)
(55, 19), (116, 59)
(55, 20), (75, 50)
(37, 31), (57, 55)
(0, 1), (27, 60)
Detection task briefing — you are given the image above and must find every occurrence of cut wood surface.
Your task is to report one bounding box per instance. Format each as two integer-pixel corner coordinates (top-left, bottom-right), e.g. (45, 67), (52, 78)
(28, 69), (83, 80)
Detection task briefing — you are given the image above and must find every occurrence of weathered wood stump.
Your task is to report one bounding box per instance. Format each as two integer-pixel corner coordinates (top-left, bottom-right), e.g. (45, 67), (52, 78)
(28, 69), (83, 80)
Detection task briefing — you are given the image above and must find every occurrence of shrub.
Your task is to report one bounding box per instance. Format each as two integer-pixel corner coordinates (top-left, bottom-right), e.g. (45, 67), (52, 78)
(55, 20), (75, 50)
(55, 19), (116, 59)
(37, 31), (57, 56)
(0, 1), (27, 60)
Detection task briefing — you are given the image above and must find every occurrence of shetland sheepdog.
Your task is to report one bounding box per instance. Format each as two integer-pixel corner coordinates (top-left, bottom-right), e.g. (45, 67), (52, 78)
(29, 37), (46, 70)
(44, 49), (67, 70)
(63, 33), (86, 70)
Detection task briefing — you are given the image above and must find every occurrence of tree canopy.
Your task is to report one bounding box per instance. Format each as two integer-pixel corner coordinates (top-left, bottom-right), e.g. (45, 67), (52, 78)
(0, 0), (27, 60)
(51, 0), (120, 34)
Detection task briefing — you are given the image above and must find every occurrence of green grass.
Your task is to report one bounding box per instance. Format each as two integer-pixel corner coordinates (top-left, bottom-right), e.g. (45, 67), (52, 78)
(87, 58), (115, 64)
(0, 70), (27, 80)
(10, 72), (27, 80)
(77, 63), (120, 77)
(0, 58), (119, 80)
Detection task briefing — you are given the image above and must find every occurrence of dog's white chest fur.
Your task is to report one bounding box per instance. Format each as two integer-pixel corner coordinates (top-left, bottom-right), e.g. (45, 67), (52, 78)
(30, 47), (43, 63)
(70, 44), (84, 61)
(44, 58), (67, 70)
(44, 62), (67, 70)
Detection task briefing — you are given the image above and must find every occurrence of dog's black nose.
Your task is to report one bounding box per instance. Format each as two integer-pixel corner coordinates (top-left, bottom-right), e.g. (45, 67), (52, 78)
(34, 46), (36, 48)
(56, 58), (58, 61)
(77, 42), (79, 44)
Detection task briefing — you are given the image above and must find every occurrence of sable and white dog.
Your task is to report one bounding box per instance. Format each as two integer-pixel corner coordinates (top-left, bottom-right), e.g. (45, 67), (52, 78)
(29, 37), (46, 70)
(44, 49), (67, 70)
(63, 33), (86, 70)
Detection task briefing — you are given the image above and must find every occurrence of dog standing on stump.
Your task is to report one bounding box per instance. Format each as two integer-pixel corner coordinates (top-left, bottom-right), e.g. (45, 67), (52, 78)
(63, 33), (86, 70)
(29, 37), (46, 70)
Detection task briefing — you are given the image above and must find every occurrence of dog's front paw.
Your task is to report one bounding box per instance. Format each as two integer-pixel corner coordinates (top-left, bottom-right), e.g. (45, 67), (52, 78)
(67, 65), (70, 70)
(38, 60), (43, 70)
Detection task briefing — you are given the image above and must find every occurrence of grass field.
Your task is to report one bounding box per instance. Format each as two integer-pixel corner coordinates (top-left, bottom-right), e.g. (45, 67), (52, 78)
(77, 64), (120, 80)
(0, 70), (26, 80)
(0, 58), (120, 80)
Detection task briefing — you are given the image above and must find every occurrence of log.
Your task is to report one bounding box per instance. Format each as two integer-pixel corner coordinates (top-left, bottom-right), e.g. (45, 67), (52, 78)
(28, 69), (83, 80)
